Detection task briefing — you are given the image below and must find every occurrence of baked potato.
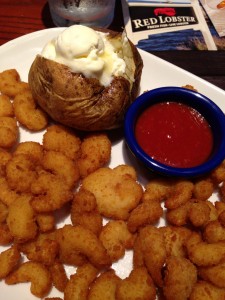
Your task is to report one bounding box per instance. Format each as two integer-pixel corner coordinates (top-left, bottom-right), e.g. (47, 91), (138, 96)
(28, 26), (143, 131)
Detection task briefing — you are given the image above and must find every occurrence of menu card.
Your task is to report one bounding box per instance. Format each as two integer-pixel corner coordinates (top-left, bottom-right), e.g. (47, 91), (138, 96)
(121, 0), (225, 50)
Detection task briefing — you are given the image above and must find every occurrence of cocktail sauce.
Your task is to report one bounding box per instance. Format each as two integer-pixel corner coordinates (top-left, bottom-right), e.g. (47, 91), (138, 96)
(135, 101), (213, 168)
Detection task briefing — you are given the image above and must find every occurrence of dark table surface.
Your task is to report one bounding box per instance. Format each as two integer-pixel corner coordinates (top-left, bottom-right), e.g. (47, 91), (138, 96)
(1, 0), (225, 91)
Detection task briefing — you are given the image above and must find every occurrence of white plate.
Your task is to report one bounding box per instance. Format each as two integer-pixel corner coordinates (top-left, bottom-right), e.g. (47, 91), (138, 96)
(0, 28), (225, 299)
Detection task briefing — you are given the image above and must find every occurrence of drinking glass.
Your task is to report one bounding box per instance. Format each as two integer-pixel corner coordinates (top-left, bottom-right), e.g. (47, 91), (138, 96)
(48, 0), (116, 28)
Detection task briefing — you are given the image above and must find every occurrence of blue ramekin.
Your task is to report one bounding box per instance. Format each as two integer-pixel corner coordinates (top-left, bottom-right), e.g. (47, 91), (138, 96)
(124, 86), (225, 178)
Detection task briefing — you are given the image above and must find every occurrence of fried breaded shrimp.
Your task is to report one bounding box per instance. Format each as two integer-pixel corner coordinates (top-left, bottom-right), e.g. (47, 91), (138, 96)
(64, 263), (98, 300)
(190, 280), (225, 300)
(7, 194), (38, 243)
(188, 199), (211, 227)
(0, 177), (20, 206)
(71, 188), (103, 236)
(14, 141), (44, 163)
(99, 220), (135, 262)
(82, 165), (143, 220)
(166, 198), (212, 228)
(19, 234), (59, 266)
(43, 125), (81, 160)
(127, 199), (163, 233)
(13, 89), (48, 131)
(142, 177), (173, 202)
(88, 269), (121, 300)
(6, 153), (39, 193)
(31, 171), (73, 212)
(42, 150), (80, 189)
(165, 180), (194, 210)
(0, 148), (12, 177)
(186, 232), (225, 266)
(0, 69), (28, 98)
(49, 261), (69, 292)
(0, 246), (21, 279)
(56, 224), (111, 268)
(163, 256), (197, 300)
(134, 225), (167, 287)
(0, 223), (13, 245)
(182, 84), (198, 91)
(160, 226), (192, 258)
(116, 267), (156, 300)
(198, 262), (225, 288)
(0, 94), (14, 117)
(0, 116), (18, 149)
(166, 202), (188, 227)
(193, 178), (214, 201)
(203, 220), (225, 243)
(77, 133), (111, 178)
(5, 261), (52, 298)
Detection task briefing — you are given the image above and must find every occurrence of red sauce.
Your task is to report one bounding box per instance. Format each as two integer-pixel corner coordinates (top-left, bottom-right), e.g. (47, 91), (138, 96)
(135, 101), (213, 168)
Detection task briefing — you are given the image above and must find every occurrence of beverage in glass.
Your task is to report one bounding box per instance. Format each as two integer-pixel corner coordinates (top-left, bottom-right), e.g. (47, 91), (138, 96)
(48, 0), (116, 28)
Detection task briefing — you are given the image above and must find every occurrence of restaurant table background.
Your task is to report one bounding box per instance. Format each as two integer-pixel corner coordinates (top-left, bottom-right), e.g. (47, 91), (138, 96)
(1, 0), (225, 91)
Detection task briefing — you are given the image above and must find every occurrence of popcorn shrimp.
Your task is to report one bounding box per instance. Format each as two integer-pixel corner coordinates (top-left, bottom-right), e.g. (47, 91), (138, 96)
(134, 225), (167, 287)
(82, 165), (143, 220)
(0, 116), (18, 149)
(193, 178), (214, 201)
(43, 125), (81, 160)
(0, 177), (20, 206)
(6, 153), (39, 193)
(0, 69), (28, 98)
(5, 261), (52, 298)
(165, 180), (194, 210)
(142, 177), (174, 202)
(190, 280), (225, 300)
(0, 246), (21, 279)
(49, 261), (69, 292)
(116, 267), (156, 300)
(127, 199), (163, 233)
(99, 220), (135, 262)
(198, 262), (225, 289)
(88, 269), (121, 300)
(31, 171), (73, 212)
(186, 232), (225, 266)
(13, 89), (48, 131)
(64, 263), (98, 300)
(14, 141), (44, 163)
(56, 224), (111, 269)
(163, 256), (197, 300)
(42, 150), (80, 189)
(77, 133), (111, 178)
(71, 188), (103, 235)
(7, 194), (38, 243)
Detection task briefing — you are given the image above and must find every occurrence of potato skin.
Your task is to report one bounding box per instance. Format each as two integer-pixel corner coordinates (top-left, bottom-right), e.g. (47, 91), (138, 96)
(28, 29), (143, 131)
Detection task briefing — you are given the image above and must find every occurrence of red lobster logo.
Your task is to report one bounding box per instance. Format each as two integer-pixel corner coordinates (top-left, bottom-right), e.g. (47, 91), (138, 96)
(154, 8), (176, 16)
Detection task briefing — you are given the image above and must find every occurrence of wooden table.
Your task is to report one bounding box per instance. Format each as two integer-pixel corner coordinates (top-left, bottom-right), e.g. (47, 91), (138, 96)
(1, 0), (225, 90)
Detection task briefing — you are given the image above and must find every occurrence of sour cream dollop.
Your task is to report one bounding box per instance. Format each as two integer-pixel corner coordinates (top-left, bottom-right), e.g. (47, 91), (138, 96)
(41, 25), (127, 86)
